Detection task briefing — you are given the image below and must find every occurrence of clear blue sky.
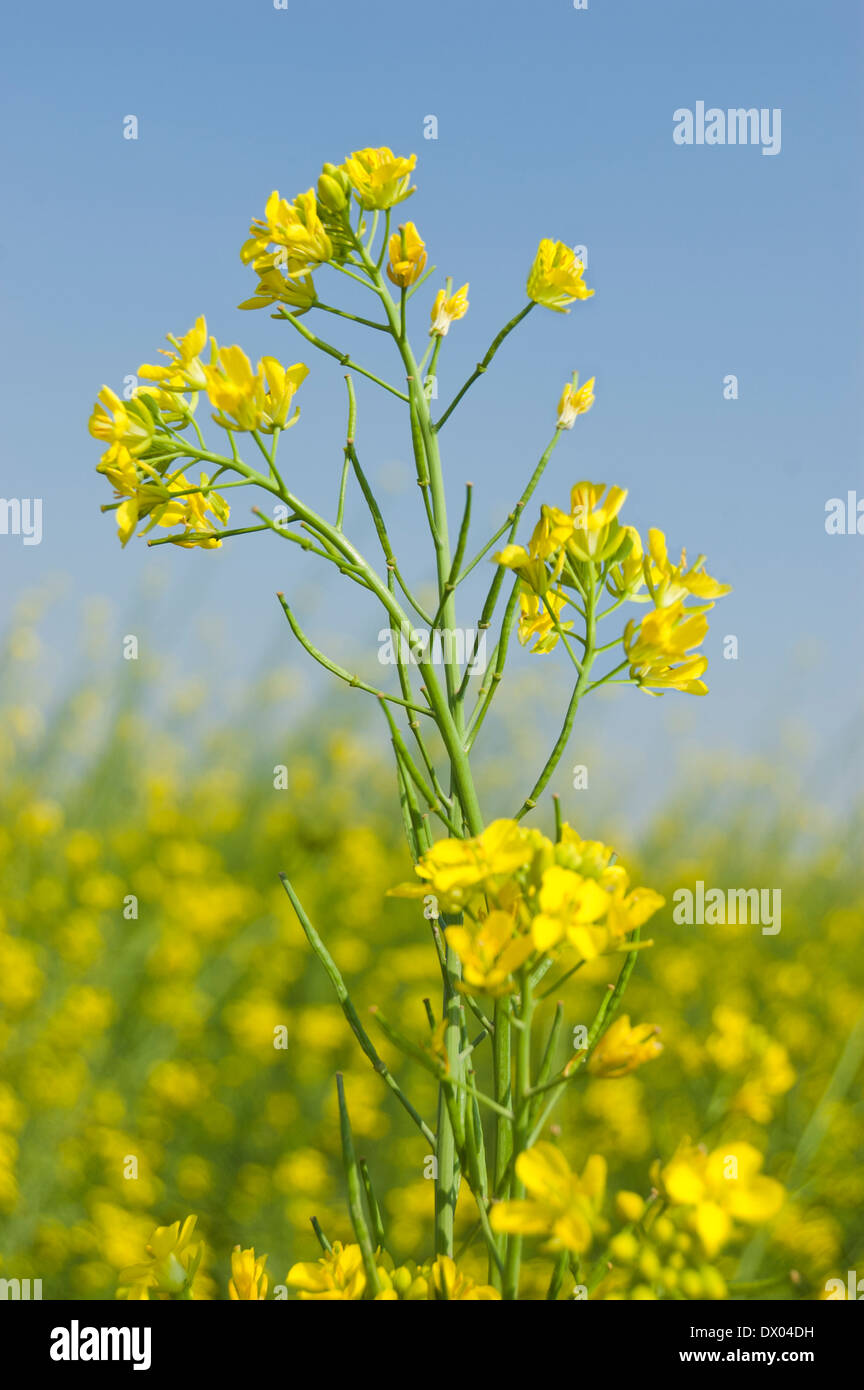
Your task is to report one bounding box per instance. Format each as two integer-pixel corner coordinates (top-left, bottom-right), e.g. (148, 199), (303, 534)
(1, 0), (861, 816)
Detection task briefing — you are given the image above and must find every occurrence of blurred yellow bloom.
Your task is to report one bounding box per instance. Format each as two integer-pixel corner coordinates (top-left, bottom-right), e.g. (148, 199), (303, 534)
(491, 1144), (606, 1253)
(343, 147), (416, 209)
(430, 283), (469, 336)
(555, 825), (627, 889)
(119, 1215), (203, 1298)
(604, 883), (665, 942)
(527, 239), (594, 312)
(286, 1240), (366, 1300)
(445, 910), (534, 997)
(645, 530), (731, 607)
(658, 1141), (784, 1256)
(241, 189), (332, 271)
(428, 1256), (501, 1300)
(228, 1245), (268, 1300)
(557, 373), (596, 428)
(706, 1008), (795, 1124)
(588, 1016), (663, 1077)
(386, 221), (427, 287)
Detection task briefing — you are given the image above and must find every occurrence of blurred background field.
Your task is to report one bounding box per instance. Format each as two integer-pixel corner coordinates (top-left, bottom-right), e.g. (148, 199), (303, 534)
(1, 594), (862, 1301)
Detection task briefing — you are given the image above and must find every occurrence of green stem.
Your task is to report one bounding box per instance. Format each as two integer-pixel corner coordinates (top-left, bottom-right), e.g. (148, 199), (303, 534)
(435, 303), (535, 431)
(275, 309), (409, 401)
(514, 562), (598, 819)
(503, 970), (534, 1299)
(336, 1074), (382, 1297)
(279, 875), (435, 1147)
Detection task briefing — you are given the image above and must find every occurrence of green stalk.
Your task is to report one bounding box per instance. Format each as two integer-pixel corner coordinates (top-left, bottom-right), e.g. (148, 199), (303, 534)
(436, 303), (535, 431)
(503, 969), (535, 1299)
(336, 1074), (382, 1296)
(279, 874), (435, 1146)
(514, 561), (598, 819)
(492, 998), (513, 1198)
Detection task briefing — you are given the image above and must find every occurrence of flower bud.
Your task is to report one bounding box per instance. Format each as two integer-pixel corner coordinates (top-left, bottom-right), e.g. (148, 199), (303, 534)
(317, 170), (349, 212)
(615, 1191), (646, 1224)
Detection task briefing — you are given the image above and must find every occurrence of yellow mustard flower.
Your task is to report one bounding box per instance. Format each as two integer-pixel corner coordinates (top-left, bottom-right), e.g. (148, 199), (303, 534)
(388, 818), (540, 912)
(516, 587), (573, 654)
(645, 529), (731, 607)
(386, 221), (427, 287)
(658, 1140), (784, 1256)
(114, 471), (229, 550)
(96, 441), (139, 499)
(606, 526), (646, 599)
(567, 482), (628, 562)
(134, 384), (196, 428)
(241, 189), (332, 271)
(554, 825), (628, 888)
(445, 910), (534, 997)
(203, 344), (265, 432)
(138, 317), (208, 392)
(259, 358), (310, 431)
(499, 502), (573, 578)
(89, 387), (155, 462)
(204, 346), (308, 434)
(228, 1245), (268, 1300)
(491, 1144), (607, 1254)
(557, 373), (596, 428)
(286, 1241), (366, 1300)
(527, 239), (594, 312)
(623, 600), (711, 695)
(588, 1016), (663, 1077)
(531, 865), (611, 955)
(603, 883), (666, 942)
(238, 266), (317, 314)
(343, 147), (417, 210)
(118, 1215), (203, 1298)
(428, 1256), (501, 1301)
(430, 283), (469, 336)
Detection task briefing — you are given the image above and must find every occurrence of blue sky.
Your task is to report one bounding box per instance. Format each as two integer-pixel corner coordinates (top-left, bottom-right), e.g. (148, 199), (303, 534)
(1, 0), (861, 818)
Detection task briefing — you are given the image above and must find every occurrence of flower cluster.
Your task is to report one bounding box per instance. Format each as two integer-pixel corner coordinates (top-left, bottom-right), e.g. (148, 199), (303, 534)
(286, 1242), (500, 1301)
(655, 1139), (785, 1257)
(389, 818), (665, 995)
(497, 478), (729, 693)
(87, 316), (311, 548)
